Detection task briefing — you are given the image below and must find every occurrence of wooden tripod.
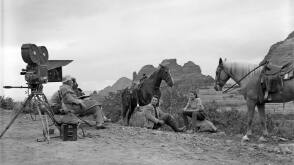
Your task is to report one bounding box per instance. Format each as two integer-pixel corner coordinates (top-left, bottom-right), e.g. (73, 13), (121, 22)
(0, 91), (59, 143)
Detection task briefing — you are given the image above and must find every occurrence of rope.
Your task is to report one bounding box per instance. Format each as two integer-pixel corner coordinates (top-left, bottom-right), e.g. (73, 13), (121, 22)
(223, 63), (266, 93)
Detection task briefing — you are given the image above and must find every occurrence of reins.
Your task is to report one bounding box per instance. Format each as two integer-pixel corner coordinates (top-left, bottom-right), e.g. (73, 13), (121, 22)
(222, 63), (266, 93)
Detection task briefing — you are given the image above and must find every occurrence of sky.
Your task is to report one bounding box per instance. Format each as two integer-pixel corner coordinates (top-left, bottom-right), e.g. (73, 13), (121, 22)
(0, 0), (293, 100)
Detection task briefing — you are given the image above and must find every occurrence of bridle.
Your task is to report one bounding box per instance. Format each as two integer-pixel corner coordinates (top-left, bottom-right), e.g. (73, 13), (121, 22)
(161, 67), (173, 87)
(215, 64), (231, 88)
(216, 63), (266, 93)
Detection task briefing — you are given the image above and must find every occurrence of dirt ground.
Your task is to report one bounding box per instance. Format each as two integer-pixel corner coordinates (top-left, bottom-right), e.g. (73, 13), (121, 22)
(0, 110), (293, 165)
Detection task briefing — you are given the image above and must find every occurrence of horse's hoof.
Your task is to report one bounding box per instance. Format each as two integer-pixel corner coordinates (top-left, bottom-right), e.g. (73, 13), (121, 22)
(241, 135), (250, 143)
(258, 136), (267, 142)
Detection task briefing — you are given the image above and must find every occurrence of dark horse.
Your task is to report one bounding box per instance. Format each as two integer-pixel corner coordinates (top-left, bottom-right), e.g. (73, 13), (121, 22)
(214, 58), (294, 142)
(121, 64), (173, 125)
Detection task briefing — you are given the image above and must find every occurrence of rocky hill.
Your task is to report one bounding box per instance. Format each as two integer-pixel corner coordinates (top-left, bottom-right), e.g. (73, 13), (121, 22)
(98, 59), (214, 97)
(135, 59), (214, 89)
(260, 30), (294, 67)
(98, 77), (132, 96)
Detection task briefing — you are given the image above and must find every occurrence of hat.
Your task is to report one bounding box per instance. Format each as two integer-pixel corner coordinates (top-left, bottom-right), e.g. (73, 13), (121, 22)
(62, 75), (72, 83)
(71, 77), (76, 82)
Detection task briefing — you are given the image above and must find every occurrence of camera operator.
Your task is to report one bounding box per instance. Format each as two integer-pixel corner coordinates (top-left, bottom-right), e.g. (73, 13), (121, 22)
(71, 77), (111, 122)
(71, 77), (85, 97)
(59, 76), (106, 129)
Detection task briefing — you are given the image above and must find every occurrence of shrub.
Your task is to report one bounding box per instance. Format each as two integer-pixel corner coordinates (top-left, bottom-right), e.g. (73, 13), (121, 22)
(101, 91), (123, 123)
(0, 96), (16, 110)
(91, 86), (294, 139)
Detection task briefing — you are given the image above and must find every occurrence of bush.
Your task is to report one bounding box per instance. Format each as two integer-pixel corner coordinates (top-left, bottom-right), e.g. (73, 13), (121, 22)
(203, 100), (294, 139)
(0, 96), (16, 110)
(101, 91), (123, 123)
(91, 85), (294, 139)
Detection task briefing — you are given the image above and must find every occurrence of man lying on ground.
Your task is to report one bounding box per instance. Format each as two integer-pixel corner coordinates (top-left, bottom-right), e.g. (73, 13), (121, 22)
(142, 95), (185, 132)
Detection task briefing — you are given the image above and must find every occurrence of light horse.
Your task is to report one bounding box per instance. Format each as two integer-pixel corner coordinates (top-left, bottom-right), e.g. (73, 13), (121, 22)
(121, 64), (173, 125)
(214, 58), (294, 142)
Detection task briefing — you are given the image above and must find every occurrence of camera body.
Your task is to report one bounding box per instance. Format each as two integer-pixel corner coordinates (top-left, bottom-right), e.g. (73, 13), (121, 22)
(20, 43), (72, 86)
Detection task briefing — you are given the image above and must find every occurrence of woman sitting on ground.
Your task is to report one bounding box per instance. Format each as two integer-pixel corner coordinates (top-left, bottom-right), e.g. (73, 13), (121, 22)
(181, 90), (206, 130)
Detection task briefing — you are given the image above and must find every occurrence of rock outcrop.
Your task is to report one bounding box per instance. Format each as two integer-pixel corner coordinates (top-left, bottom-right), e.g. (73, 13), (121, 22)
(98, 77), (132, 96)
(98, 59), (214, 97)
(260, 30), (294, 69)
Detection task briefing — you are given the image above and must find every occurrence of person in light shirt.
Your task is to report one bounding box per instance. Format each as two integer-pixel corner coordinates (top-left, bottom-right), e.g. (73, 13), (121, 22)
(181, 90), (205, 130)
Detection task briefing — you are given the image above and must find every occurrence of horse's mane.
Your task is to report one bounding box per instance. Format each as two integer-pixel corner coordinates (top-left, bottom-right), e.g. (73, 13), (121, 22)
(223, 61), (262, 80)
(148, 66), (168, 79)
(149, 69), (159, 79)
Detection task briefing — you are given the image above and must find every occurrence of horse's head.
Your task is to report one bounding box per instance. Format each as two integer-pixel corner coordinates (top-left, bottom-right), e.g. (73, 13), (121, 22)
(158, 64), (173, 87)
(214, 58), (231, 91)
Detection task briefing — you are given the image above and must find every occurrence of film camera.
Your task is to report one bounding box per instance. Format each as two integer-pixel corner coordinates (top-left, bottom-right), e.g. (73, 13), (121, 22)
(1, 43), (73, 141)
(20, 43), (72, 88)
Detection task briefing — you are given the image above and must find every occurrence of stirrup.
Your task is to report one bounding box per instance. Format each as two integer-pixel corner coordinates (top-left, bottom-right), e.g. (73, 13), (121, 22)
(264, 91), (269, 100)
(267, 95), (272, 101)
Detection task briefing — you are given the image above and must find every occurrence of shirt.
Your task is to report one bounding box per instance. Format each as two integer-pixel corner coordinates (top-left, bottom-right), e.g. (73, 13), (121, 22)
(184, 98), (204, 110)
(50, 91), (61, 106)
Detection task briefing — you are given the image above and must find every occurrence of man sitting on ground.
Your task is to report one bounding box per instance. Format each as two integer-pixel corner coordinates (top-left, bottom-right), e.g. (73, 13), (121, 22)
(59, 76), (106, 129)
(142, 95), (185, 132)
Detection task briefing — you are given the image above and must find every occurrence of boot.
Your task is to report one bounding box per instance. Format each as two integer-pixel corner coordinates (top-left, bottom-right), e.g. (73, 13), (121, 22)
(182, 112), (190, 130)
(164, 115), (185, 132)
(95, 123), (106, 129)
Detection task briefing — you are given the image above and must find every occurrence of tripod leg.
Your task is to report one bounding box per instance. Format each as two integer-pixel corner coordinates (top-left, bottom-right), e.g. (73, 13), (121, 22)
(0, 107), (23, 138)
(0, 94), (33, 138)
(36, 103), (49, 142)
(45, 115), (50, 142)
(38, 95), (60, 129)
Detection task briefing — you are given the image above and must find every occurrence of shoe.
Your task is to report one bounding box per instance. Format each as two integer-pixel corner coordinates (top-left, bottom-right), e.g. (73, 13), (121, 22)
(177, 126), (186, 132)
(95, 125), (106, 129)
(104, 118), (112, 122)
(186, 130), (194, 134)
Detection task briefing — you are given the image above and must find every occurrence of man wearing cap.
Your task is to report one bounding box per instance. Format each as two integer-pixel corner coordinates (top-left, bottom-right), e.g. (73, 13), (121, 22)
(71, 77), (85, 97)
(59, 76), (106, 129)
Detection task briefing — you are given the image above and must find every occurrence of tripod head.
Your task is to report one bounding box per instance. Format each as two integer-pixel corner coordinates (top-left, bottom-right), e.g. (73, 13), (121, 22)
(4, 43), (73, 93)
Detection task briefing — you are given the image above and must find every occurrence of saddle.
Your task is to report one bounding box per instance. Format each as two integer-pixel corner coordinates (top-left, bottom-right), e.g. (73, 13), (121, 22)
(261, 62), (294, 94)
(259, 32), (294, 101)
(264, 62), (292, 76)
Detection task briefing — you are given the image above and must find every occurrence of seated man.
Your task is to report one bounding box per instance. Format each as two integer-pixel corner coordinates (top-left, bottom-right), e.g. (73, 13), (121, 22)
(50, 90), (62, 114)
(71, 77), (111, 122)
(142, 95), (185, 132)
(71, 77), (85, 97)
(59, 76), (106, 129)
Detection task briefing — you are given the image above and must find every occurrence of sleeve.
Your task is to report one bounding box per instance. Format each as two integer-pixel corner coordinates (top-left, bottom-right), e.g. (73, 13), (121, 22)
(197, 98), (204, 110)
(184, 98), (191, 110)
(157, 108), (167, 118)
(144, 106), (159, 124)
(59, 86), (81, 105)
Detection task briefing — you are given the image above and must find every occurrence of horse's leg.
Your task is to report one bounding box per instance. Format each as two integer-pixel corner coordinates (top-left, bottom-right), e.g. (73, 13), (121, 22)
(257, 103), (268, 142)
(126, 98), (137, 125)
(242, 99), (256, 142)
(122, 104), (129, 126)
